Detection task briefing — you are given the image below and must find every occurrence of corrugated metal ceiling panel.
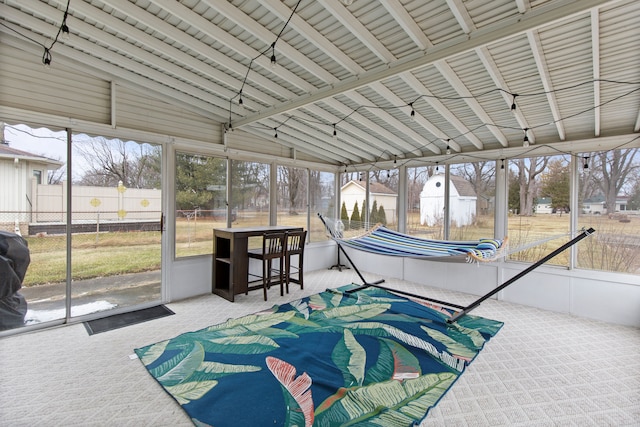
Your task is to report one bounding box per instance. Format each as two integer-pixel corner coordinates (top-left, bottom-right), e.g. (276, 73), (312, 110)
(0, 0), (637, 168)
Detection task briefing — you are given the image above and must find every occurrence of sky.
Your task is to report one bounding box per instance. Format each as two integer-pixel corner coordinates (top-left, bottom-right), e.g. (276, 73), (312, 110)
(2, 123), (106, 181)
(3, 123), (68, 162)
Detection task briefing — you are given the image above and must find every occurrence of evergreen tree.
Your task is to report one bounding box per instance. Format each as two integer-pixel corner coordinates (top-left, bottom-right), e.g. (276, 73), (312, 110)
(378, 204), (387, 225)
(540, 159), (570, 212)
(341, 201), (350, 230)
(350, 201), (361, 229)
(370, 200), (379, 224)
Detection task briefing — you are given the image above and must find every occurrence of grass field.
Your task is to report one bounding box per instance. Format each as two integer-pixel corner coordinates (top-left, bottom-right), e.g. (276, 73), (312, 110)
(20, 211), (640, 286)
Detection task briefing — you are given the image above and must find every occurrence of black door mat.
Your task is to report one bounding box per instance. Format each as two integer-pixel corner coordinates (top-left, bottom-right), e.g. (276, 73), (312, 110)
(84, 305), (174, 335)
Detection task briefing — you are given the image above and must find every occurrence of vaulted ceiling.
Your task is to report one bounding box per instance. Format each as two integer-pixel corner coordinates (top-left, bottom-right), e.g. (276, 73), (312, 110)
(1, 0), (639, 168)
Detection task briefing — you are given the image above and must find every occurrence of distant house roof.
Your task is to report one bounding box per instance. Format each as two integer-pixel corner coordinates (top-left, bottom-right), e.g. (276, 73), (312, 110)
(450, 175), (476, 197)
(536, 197), (552, 204)
(583, 195), (628, 204)
(341, 180), (397, 196)
(0, 144), (64, 168)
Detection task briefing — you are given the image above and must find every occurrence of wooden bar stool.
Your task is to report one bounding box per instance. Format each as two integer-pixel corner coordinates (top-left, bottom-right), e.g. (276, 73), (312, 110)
(247, 232), (285, 301)
(284, 230), (307, 293)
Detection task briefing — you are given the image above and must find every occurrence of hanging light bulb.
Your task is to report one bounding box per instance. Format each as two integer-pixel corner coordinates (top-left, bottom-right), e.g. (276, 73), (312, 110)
(270, 43), (277, 69)
(274, 128), (278, 139)
(501, 159), (505, 170)
(237, 90), (246, 113)
(523, 128), (529, 147)
(61, 12), (70, 40)
(61, 24), (70, 40)
(409, 103), (415, 119)
(42, 48), (52, 68)
(583, 156), (589, 169)
(332, 124), (337, 139)
(435, 162), (439, 173)
(511, 94), (518, 112)
(394, 155), (397, 165)
(446, 139), (451, 155)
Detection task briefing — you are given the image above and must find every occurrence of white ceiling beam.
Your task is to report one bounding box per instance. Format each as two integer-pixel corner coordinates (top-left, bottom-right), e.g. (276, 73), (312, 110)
(476, 46), (535, 145)
(262, 0), (458, 156)
(368, 81), (456, 148)
(256, 0), (440, 160)
(75, 0), (299, 103)
(446, 0), (475, 34)
(433, 61), (509, 147)
(317, 99), (424, 157)
(394, 133), (640, 170)
(245, 119), (350, 164)
(275, 109), (380, 161)
(240, 126), (341, 164)
(527, 30), (566, 140)
(341, 90), (441, 155)
(379, 2), (490, 151)
(295, 104), (399, 159)
(515, 0), (530, 14)
(197, 0), (338, 85)
(139, 0), (314, 95)
(100, 0), (367, 158)
(258, 0), (361, 74)
(234, 0), (614, 129)
(379, 0), (431, 50)
(398, 73), (472, 151)
(316, 0), (395, 63)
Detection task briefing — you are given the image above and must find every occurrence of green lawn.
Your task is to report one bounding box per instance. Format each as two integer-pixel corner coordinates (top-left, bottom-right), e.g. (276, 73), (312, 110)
(21, 212), (639, 286)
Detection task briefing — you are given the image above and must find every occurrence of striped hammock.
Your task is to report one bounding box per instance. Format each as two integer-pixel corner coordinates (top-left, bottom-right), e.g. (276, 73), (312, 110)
(331, 223), (507, 263)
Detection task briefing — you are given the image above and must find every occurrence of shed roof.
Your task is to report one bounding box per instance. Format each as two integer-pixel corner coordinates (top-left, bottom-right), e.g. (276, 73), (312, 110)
(341, 180), (397, 196)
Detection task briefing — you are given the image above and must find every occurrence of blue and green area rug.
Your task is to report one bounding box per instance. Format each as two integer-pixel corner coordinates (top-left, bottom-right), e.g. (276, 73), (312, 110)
(135, 285), (503, 426)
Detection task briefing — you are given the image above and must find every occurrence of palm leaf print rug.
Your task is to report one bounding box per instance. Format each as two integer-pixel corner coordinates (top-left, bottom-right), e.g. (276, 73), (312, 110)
(135, 285), (503, 426)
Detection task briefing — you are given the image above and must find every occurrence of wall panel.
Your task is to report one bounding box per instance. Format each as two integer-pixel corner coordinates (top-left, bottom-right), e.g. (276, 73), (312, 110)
(115, 86), (220, 145)
(0, 44), (110, 124)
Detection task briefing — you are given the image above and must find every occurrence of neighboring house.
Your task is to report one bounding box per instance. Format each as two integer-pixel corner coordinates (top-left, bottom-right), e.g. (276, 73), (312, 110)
(0, 144), (63, 229)
(340, 180), (397, 224)
(582, 195), (629, 214)
(535, 197), (553, 214)
(420, 174), (476, 226)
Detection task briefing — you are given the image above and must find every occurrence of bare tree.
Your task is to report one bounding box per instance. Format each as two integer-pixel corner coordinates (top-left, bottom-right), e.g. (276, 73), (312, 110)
(75, 136), (160, 188)
(278, 166), (306, 213)
(516, 157), (549, 216)
(48, 165), (66, 184)
(594, 149), (639, 214)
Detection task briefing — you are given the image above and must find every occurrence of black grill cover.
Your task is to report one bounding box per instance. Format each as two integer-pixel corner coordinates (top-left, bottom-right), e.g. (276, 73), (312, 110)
(0, 231), (30, 330)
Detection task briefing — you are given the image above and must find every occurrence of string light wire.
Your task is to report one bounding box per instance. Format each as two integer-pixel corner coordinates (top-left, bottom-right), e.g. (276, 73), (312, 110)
(0, 0), (71, 67)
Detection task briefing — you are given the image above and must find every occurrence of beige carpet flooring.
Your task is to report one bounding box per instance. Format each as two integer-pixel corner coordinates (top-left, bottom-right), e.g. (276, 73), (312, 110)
(1, 269), (638, 426)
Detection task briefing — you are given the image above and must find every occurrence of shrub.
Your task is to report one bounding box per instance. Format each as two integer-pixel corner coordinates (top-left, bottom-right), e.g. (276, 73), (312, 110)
(341, 201), (350, 230)
(351, 201), (361, 229)
(378, 204), (387, 225)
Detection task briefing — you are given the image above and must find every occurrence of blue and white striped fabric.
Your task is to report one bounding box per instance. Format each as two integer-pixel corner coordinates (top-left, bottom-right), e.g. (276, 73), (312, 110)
(336, 226), (505, 263)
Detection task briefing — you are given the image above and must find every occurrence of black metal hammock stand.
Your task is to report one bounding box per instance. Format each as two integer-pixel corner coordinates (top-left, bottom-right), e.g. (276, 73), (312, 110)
(317, 213), (595, 323)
